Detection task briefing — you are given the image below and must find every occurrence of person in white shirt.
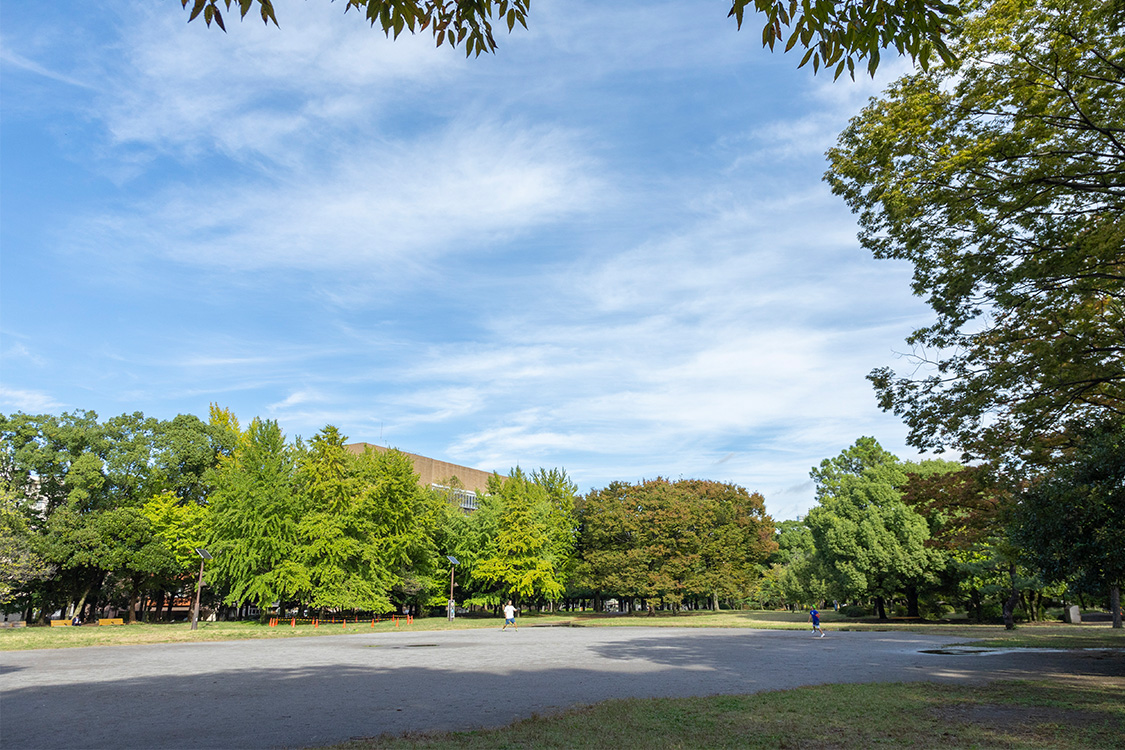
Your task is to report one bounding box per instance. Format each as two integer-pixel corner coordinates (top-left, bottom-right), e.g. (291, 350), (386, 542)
(502, 600), (517, 630)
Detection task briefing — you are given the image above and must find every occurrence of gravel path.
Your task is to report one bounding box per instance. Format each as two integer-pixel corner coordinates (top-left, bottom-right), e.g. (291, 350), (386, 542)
(2, 626), (1121, 749)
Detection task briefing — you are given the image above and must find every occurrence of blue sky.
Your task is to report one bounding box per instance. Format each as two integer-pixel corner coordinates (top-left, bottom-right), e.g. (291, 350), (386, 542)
(1, 1), (935, 520)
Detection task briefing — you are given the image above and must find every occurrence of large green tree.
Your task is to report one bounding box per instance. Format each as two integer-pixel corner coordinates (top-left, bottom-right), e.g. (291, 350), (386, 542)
(205, 418), (306, 612)
(1, 410), (225, 621)
(573, 480), (647, 610)
(295, 428), (432, 614)
(763, 519), (827, 609)
(1014, 418), (1125, 628)
(825, 0), (1125, 465)
(0, 486), (52, 606)
(806, 438), (936, 619)
(350, 442), (438, 613)
(576, 477), (775, 612)
(681, 479), (776, 610)
(182, 0), (958, 75)
(473, 467), (571, 603)
(0, 410), (103, 517)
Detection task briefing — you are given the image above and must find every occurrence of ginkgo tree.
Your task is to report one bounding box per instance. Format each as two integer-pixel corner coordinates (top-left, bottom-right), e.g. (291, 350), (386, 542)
(472, 467), (574, 604)
(205, 417), (307, 614)
(295, 426), (393, 613)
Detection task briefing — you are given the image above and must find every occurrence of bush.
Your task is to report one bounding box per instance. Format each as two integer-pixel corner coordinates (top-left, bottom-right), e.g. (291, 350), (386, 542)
(839, 604), (868, 618)
(919, 601), (955, 619)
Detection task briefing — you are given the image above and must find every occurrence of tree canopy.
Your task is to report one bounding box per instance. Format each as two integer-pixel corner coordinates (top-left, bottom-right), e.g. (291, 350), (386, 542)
(825, 0), (1125, 465)
(182, 0), (960, 75)
(575, 478), (776, 611)
(806, 438), (935, 618)
(1014, 417), (1125, 628)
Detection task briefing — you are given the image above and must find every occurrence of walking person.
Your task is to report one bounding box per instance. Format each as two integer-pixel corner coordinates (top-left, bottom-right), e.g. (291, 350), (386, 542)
(808, 606), (825, 637)
(502, 600), (517, 631)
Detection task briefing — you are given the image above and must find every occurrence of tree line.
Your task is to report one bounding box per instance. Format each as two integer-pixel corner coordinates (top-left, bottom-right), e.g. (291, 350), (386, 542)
(0, 407), (777, 623)
(761, 435), (1124, 628)
(3, 409), (1119, 627)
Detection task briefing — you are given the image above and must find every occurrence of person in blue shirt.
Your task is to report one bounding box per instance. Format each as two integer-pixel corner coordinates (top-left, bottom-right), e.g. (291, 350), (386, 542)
(808, 607), (825, 638)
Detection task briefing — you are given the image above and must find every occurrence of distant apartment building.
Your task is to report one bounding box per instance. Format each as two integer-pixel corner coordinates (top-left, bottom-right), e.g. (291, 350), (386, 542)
(344, 443), (495, 512)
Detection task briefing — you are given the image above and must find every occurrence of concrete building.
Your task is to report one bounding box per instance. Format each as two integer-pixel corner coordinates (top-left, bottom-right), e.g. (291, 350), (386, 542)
(344, 443), (496, 511)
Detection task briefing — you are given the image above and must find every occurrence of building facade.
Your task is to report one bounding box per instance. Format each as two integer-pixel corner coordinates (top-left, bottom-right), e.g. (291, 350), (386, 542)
(344, 443), (496, 511)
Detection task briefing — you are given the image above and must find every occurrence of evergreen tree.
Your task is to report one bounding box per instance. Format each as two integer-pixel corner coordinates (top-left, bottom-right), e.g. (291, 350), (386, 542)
(1015, 418), (1125, 628)
(806, 438), (935, 619)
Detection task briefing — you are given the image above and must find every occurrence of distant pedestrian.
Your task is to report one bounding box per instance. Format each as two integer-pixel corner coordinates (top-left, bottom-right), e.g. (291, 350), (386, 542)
(502, 600), (517, 631)
(808, 607), (825, 638)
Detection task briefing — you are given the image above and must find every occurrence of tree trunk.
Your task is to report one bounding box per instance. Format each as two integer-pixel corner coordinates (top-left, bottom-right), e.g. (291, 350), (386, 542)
(875, 596), (888, 620)
(1003, 564), (1019, 630)
(711, 591), (719, 612)
(128, 578), (141, 624)
(70, 580), (95, 623)
(1111, 585), (1121, 629)
(905, 585), (920, 618)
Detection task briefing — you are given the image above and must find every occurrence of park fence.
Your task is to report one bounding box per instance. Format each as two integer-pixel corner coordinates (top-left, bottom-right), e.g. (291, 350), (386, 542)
(267, 615), (415, 628)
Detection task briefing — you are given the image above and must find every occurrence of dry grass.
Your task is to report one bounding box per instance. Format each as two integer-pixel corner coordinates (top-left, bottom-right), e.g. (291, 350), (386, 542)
(0, 616), (519, 650)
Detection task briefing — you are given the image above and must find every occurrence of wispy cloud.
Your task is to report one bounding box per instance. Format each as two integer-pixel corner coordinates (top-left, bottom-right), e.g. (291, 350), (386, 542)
(1, 1), (934, 522)
(69, 118), (602, 274)
(0, 386), (65, 413)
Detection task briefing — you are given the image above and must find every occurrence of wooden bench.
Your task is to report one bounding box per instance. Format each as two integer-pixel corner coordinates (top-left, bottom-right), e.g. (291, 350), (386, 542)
(98, 618), (125, 626)
(50, 619), (72, 627)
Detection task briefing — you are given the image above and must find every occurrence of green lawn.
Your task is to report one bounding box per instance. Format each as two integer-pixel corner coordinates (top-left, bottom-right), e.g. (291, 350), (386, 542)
(2, 609), (1122, 651)
(326, 679), (1125, 749)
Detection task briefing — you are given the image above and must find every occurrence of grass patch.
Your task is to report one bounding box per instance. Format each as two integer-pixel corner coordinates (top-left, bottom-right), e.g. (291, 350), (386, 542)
(4, 610), (1122, 651)
(0, 616), (537, 650)
(326, 678), (1125, 749)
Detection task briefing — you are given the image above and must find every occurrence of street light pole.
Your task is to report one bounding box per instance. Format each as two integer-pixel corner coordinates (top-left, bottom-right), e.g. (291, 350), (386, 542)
(446, 556), (459, 621)
(191, 548), (212, 631)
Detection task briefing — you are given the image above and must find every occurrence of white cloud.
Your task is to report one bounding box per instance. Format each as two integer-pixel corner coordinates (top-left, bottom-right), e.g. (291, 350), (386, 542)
(0, 387), (64, 413)
(70, 118), (601, 274)
(1, 342), (46, 368)
(724, 56), (916, 165)
(99, 2), (457, 160)
(267, 389), (324, 411)
(0, 46), (97, 90)
(3, 0), (938, 522)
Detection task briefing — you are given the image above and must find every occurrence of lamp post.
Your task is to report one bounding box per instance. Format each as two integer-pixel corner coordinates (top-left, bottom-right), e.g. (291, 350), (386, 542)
(446, 556), (459, 621)
(190, 548), (212, 631)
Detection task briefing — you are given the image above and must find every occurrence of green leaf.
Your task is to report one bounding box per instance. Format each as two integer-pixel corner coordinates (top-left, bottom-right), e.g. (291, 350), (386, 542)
(188, 0), (208, 23)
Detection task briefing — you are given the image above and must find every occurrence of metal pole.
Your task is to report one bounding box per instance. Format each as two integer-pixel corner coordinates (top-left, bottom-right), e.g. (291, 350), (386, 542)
(448, 565), (456, 621)
(191, 557), (205, 631)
